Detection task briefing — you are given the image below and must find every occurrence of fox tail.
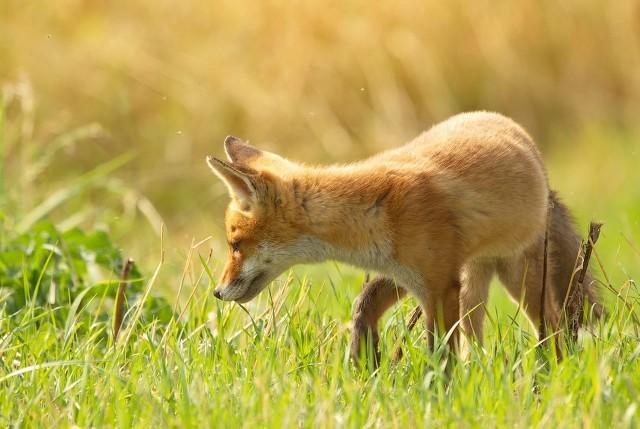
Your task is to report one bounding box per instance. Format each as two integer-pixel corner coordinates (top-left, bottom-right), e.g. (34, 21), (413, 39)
(547, 191), (604, 321)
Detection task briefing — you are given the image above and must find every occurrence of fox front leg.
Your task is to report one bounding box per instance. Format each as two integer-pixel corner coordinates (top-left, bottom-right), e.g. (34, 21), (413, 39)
(350, 276), (406, 367)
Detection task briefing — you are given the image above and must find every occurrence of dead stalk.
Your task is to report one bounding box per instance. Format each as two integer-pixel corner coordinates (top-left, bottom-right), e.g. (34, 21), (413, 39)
(113, 258), (134, 342)
(537, 197), (555, 346)
(565, 222), (602, 342)
(392, 305), (423, 364)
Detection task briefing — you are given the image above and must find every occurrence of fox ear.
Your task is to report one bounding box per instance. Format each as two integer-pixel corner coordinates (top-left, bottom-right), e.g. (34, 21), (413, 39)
(206, 156), (259, 211)
(224, 135), (263, 165)
(224, 135), (292, 172)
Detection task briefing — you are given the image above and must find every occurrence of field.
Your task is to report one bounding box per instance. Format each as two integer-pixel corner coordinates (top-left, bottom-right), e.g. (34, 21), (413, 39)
(1, 1), (640, 427)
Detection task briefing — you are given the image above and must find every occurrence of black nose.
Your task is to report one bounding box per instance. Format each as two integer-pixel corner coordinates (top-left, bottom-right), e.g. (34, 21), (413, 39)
(213, 289), (222, 300)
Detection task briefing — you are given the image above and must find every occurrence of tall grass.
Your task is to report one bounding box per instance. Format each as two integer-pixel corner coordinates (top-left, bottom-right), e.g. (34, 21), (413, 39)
(1, 235), (639, 428)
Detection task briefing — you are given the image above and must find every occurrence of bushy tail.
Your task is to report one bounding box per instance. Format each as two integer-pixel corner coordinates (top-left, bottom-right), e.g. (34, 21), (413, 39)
(548, 191), (604, 320)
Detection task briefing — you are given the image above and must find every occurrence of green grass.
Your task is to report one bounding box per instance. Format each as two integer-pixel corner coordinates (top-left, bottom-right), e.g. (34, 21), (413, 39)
(1, 224), (640, 428)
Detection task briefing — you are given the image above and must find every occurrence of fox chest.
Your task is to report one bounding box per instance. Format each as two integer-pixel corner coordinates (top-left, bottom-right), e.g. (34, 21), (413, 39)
(304, 236), (424, 292)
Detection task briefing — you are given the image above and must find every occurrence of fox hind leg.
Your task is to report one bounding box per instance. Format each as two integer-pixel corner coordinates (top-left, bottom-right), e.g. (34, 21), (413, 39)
(496, 243), (562, 334)
(459, 259), (495, 357)
(350, 276), (406, 366)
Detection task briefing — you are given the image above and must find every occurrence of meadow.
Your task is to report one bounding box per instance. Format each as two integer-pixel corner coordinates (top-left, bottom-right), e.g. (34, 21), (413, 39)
(1, 1), (640, 427)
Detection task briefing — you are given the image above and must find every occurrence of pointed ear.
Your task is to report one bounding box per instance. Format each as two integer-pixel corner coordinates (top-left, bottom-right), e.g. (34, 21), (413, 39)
(224, 135), (263, 165)
(224, 135), (293, 172)
(206, 156), (259, 210)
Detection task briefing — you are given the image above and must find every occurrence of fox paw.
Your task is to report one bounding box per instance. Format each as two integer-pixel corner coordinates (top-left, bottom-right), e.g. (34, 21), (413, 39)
(350, 316), (381, 367)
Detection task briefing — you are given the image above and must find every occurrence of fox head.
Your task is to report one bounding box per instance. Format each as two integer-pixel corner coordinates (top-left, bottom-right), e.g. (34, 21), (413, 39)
(206, 136), (306, 302)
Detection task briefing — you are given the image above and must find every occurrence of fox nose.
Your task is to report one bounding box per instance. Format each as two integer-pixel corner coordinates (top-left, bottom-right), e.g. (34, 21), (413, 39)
(213, 289), (222, 300)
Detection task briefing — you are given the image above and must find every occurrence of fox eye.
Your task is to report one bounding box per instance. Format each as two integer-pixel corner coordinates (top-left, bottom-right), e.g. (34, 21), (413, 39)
(230, 240), (241, 253)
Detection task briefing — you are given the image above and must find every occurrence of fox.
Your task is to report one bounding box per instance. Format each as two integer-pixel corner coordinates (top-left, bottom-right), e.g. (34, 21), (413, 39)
(206, 111), (602, 360)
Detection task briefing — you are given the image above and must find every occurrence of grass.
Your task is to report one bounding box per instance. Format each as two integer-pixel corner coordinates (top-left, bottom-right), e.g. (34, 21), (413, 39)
(1, 240), (639, 428)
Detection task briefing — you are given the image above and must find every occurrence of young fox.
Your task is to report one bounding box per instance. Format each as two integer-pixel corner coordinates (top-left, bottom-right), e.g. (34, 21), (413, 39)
(206, 112), (601, 358)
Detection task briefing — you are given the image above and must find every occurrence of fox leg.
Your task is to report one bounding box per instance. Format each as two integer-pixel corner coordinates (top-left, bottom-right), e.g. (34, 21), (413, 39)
(350, 276), (406, 365)
(496, 244), (561, 334)
(419, 279), (461, 353)
(459, 259), (495, 356)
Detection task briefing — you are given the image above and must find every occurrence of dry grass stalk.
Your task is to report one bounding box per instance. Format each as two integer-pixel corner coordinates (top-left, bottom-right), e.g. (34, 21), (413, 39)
(392, 305), (423, 364)
(113, 258), (134, 342)
(538, 211), (551, 344)
(565, 222), (602, 342)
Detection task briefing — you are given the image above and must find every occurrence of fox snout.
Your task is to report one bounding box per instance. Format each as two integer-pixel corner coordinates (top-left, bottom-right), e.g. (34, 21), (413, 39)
(212, 275), (244, 302)
(213, 279), (244, 302)
(213, 270), (268, 302)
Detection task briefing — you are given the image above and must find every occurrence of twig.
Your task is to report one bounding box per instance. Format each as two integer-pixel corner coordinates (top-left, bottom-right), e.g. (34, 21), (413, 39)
(581, 223), (602, 283)
(113, 258), (134, 342)
(538, 198), (553, 344)
(565, 222), (602, 342)
(115, 223), (165, 355)
(391, 305), (423, 363)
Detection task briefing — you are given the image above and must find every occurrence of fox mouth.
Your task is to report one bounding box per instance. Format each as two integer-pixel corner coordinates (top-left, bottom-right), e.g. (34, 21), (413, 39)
(235, 271), (267, 303)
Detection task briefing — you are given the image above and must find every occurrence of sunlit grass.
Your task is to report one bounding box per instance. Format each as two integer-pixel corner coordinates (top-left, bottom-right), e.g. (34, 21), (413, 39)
(1, 240), (639, 428)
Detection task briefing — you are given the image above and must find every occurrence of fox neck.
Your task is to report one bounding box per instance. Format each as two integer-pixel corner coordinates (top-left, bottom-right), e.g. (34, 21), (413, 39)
(286, 165), (397, 269)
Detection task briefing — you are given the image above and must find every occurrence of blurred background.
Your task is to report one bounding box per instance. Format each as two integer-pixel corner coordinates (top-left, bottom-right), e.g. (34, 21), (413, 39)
(1, 0), (639, 304)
